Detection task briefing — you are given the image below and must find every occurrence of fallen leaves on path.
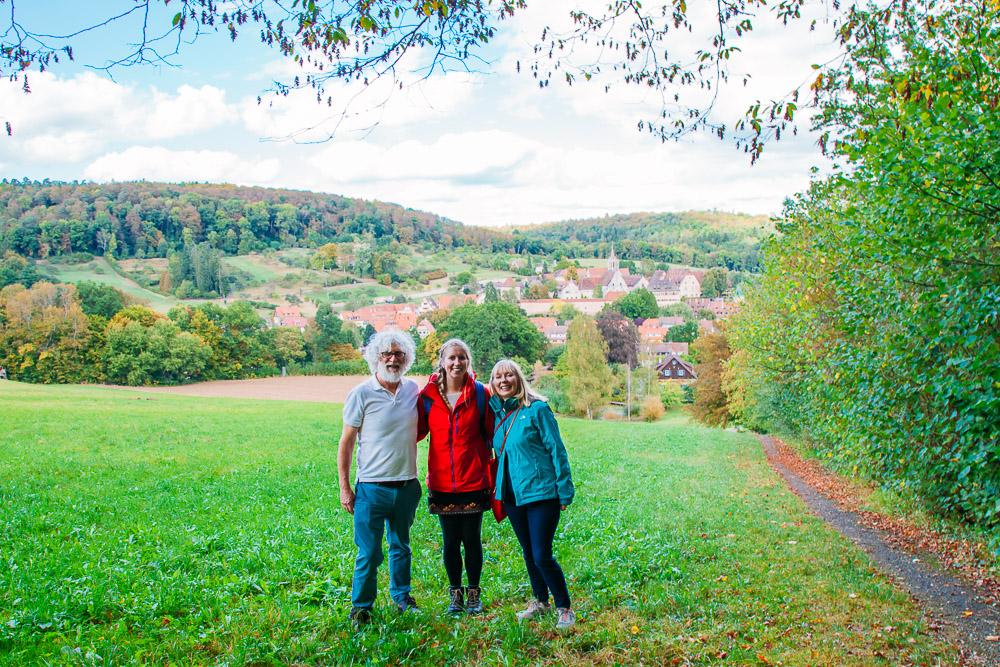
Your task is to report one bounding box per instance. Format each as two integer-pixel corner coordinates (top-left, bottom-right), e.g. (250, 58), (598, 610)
(765, 436), (1000, 608)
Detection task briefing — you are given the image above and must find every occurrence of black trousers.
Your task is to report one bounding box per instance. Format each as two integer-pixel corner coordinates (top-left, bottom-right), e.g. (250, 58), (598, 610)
(503, 498), (571, 608)
(438, 513), (484, 588)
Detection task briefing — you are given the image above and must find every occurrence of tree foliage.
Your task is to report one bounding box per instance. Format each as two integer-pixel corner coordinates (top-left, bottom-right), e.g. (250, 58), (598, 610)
(700, 268), (728, 298)
(0, 252), (41, 289)
(613, 288), (658, 320)
(595, 309), (639, 367)
(0, 1), (885, 155)
(564, 315), (614, 419)
(726, 1), (1000, 534)
(666, 320), (699, 344)
(437, 301), (546, 377)
(690, 332), (732, 427)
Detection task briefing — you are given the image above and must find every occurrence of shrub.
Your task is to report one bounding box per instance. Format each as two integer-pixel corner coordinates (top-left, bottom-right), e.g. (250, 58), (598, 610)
(660, 382), (683, 409)
(535, 375), (570, 414)
(287, 360), (369, 376)
(601, 407), (623, 421)
(640, 395), (665, 422)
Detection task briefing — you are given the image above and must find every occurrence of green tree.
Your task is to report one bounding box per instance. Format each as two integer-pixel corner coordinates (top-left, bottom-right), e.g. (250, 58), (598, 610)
(437, 302), (546, 376)
(666, 321), (699, 343)
(700, 268), (728, 298)
(271, 327), (307, 368)
(482, 282), (500, 303)
(75, 281), (126, 319)
(564, 316), (615, 419)
(726, 2), (1000, 532)
(0, 252), (41, 289)
(613, 288), (658, 320)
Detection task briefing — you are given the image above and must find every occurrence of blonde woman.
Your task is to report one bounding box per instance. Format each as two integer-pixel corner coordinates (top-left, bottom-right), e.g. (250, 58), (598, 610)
(418, 339), (493, 614)
(488, 359), (576, 630)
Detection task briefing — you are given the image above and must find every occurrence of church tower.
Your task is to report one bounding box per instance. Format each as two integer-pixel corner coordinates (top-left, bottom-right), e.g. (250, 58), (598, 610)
(607, 243), (620, 273)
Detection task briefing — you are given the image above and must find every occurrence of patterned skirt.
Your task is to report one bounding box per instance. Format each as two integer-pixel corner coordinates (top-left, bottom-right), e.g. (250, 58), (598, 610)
(427, 488), (492, 515)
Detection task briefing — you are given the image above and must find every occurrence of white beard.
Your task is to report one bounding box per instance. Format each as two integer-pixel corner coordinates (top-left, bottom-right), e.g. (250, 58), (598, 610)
(378, 364), (403, 384)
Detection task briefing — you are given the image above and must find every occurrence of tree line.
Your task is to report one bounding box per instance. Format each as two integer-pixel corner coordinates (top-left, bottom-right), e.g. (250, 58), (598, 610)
(0, 281), (362, 385)
(0, 181), (761, 273)
(691, 2), (999, 541)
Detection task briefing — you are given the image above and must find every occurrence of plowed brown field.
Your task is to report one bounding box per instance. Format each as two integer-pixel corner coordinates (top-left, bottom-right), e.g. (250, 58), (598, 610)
(125, 375), (429, 403)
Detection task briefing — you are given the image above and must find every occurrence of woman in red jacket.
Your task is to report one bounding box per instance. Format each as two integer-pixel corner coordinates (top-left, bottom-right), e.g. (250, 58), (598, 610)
(419, 338), (494, 614)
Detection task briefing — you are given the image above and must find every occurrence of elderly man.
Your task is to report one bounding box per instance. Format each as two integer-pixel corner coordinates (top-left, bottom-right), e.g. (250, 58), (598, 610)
(338, 329), (422, 626)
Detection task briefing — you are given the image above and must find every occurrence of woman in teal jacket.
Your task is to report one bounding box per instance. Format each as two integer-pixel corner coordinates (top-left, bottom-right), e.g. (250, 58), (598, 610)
(489, 358), (576, 630)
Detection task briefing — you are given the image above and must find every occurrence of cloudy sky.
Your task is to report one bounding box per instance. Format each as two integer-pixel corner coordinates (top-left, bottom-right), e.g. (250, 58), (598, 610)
(0, 2), (840, 227)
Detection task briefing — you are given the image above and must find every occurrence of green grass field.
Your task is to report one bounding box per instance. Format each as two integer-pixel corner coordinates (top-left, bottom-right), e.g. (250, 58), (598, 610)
(0, 383), (958, 665)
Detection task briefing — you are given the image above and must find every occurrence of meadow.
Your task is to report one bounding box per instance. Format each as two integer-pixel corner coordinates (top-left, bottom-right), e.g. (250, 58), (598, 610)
(38, 258), (178, 313)
(0, 382), (959, 665)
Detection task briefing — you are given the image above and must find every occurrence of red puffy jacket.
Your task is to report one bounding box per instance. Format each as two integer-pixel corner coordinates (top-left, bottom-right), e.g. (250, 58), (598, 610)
(419, 374), (494, 493)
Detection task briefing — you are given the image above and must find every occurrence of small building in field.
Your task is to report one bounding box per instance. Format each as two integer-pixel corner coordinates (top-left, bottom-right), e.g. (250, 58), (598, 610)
(656, 352), (697, 380)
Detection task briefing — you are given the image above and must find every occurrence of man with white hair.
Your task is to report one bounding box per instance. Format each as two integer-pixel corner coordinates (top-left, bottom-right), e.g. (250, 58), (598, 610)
(338, 329), (422, 626)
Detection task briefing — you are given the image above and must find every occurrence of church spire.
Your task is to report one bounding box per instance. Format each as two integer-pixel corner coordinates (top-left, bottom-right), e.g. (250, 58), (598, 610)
(607, 243), (620, 273)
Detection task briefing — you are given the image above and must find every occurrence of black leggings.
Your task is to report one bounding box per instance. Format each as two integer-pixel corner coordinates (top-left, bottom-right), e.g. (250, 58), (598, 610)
(438, 513), (484, 588)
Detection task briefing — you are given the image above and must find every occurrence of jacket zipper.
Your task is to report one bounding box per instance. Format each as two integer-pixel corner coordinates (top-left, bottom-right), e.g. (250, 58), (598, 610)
(448, 395), (459, 492)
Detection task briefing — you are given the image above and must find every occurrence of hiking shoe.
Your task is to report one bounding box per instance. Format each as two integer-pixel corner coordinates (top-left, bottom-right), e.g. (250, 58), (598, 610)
(447, 586), (465, 614)
(396, 594), (419, 613)
(515, 599), (550, 622)
(349, 606), (372, 628)
(465, 586), (483, 615)
(555, 607), (576, 630)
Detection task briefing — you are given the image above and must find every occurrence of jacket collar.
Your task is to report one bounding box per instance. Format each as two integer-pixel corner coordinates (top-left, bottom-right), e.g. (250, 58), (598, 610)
(489, 394), (521, 412)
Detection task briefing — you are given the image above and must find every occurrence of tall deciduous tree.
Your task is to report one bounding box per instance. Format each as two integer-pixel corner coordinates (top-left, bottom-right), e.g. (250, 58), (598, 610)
(690, 332), (732, 427)
(438, 301), (546, 376)
(613, 288), (658, 320)
(596, 309), (639, 367)
(564, 315), (614, 419)
(700, 268), (728, 298)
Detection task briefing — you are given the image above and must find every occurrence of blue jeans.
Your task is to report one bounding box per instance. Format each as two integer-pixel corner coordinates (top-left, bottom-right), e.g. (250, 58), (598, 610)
(351, 480), (421, 609)
(504, 498), (571, 609)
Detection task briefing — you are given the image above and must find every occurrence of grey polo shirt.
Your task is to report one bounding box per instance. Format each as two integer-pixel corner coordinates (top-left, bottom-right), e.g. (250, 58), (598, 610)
(342, 376), (420, 483)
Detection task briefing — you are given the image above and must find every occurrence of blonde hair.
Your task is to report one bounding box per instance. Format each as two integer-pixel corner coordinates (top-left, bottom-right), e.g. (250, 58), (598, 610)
(489, 358), (547, 407)
(435, 338), (473, 410)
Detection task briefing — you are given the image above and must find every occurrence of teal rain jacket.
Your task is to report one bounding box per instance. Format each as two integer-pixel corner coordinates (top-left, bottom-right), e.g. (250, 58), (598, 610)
(489, 395), (575, 506)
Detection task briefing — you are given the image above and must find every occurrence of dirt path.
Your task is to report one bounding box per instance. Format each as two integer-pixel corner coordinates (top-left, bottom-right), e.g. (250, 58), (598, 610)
(758, 434), (1000, 666)
(123, 375), (429, 403)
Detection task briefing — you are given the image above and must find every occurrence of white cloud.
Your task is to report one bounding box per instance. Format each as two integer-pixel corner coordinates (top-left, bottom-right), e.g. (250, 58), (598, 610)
(241, 62), (482, 141)
(0, 7), (839, 229)
(84, 146), (281, 184)
(0, 72), (237, 164)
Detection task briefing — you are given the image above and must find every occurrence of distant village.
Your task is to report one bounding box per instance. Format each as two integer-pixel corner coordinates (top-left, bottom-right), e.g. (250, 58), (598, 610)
(271, 248), (740, 382)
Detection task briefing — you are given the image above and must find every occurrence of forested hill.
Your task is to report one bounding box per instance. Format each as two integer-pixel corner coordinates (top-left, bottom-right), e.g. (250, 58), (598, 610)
(0, 180), (766, 270)
(508, 211), (772, 271)
(0, 181), (504, 259)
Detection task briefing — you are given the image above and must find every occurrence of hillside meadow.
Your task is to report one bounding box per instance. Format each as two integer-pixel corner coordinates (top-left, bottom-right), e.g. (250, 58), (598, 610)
(0, 382), (959, 665)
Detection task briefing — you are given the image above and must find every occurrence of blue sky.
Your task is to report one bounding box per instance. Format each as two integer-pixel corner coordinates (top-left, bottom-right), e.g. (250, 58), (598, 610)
(0, 2), (839, 227)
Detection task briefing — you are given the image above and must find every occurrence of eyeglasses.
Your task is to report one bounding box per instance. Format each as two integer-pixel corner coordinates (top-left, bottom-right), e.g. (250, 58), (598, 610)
(379, 351), (406, 360)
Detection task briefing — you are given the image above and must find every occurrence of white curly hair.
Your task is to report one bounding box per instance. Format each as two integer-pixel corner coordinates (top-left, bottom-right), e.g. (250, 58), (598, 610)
(363, 329), (417, 376)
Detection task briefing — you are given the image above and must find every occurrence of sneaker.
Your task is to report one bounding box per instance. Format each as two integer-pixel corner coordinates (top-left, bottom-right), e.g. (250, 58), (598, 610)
(396, 593), (419, 613)
(465, 586), (483, 615)
(515, 599), (550, 622)
(447, 586), (465, 614)
(555, 607), (576, 630)
(349, 606), (372, 628)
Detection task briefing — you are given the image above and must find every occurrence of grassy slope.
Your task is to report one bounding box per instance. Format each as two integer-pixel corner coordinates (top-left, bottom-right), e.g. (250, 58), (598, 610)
(38, 258), (178, 312)
(0, 383), (956, 665)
